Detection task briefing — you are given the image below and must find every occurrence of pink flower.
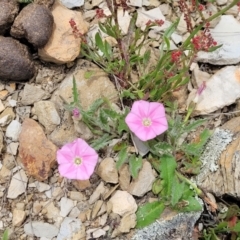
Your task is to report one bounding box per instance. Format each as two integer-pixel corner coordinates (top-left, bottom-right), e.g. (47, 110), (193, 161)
(125, 100), (168, 141)
(72, 108), (80, 118)
(57, 138), (98, 180)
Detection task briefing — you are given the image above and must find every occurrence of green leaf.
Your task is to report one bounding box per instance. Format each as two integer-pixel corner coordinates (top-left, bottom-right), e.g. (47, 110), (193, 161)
(101, 108), (119, 120)
(183, 119), (206, 133)
(171, 176), (185, 207)
(116, 146), (128, 170)
(136, 201), (165, 228)
(2, 229), (8, 240)
(98, 109), (110, 132)
(72, 76), (80, 105)
(182, 196), (202, 212)
(152, 179), (164, 195)
(231, 222), (240, 232)
(87, 98), (104, 115)
(129, 155), (143, 179)
(90, 134), (112, 150)
(104, 40), (112, 59)
(95, 32), (105, 54)
(160, 154), (177, 196)
(117, 117), (129, 134)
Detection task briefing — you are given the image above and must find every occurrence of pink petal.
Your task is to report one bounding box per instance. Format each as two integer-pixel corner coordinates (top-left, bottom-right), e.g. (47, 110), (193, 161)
(57, 147), (74, 164)
(71, 138), (89, 157)
(135, 125), (157, 141)
(58, 163), (77, 179)
(125, 112), (142, 132)
(131, 100), (150, 117)
(148, 102), (166, 119)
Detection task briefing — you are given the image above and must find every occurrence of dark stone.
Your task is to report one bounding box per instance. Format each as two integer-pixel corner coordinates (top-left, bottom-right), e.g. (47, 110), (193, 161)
(0, 36), (35, 82)
(0, 0), (19, 35)
(10, 3), (53, 48)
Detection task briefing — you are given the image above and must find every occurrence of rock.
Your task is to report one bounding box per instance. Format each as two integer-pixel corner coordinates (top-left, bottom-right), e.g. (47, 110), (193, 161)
(72, 179), (91, 191)
(132, 207), (202, 240)
(18, 118), (57, 181)
(60, 197), (74, 217)
(16, 106), (31, 121)
(21, 84), (47, 106)
(128, 160), (156, 197)
(52, 60), (118, 111)
(97, 158), (118, 184)
(0, 0), (19, 35)
(11, 3), (53, 48)
(117, 8), (131, 34)
(0, 100), (5, 113)
(7, 169), (28, 199)
(12, 209), (26, 227)
(57, 217), (85, 240)
(60, 0), (84, 8)
(34, 101), (60, 133)
(118, 164), (131, 191)
(89, 181), (107, 205)
(3, 153), (15, 170)
(216, 0), (227, 6)
(91, 200), (104, 219)
(28, 181), (51, 192)
(0, 36), (35, 82)
(0, 107), (15, 127)
(120, 214), (136, 233)
(38, 1), (88, 64)
(0, 130), (3, 153)
(24, 221), (59, 238)
(6, 120), (21, 141)
(92, 229), (106, 238)
(197, 15), (240, 65)
(7, 142), (19, 155)
(68, 191), (85, 201)
(45, 201), (60, 219)
(193, 66), (240, 115)
(0, 165), (11, 184)
(108, 190), (137, 216)
(195, 118), (240, 197)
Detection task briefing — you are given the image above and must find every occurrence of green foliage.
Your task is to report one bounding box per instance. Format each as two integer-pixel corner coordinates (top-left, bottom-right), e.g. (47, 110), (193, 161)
(129, 155), (143, 179)
(136, 201), (165, 228)
(2, 229), (8, 240)
(17, 0), (33, 3)
(116, 145), (128, 170)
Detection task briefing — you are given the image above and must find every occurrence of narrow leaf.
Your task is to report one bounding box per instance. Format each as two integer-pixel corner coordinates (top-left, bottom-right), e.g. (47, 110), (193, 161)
(90, 134), (112, 150)
(116, 146), (128, 170)
(136, 202), (165, 228)
(182, 196), (202, 212)
(183, 119), (206, 133)
(95, 32), (105, 53)
(171, 176), (185, 207)
(129, 155), (143, 179)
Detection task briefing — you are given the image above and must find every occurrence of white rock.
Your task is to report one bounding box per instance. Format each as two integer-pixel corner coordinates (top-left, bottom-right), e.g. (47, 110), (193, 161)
(7, 142), (19, 155)
(60, 0), (84, 8)
(136, 7), (166, 31)
(92, 229), (106, 238)
(117, 9), (131, 34)
(0, 100), (5, 113)
(216, 0), (227, 6)
(28, 181), (51, 192)
(128, 160), (156, 197)
(127, 0), (142, 7)
(57, 217), (84, 240)
(108, 190), (137, 216)
(197, 15), (240, 65)
(24, 222), (59, 238)
(8, 99), (17, 107)
(6, 120), (21, 141)
(193, 66), (240, 115)
(60, 197), (74, 217)
(7, 169), (28, 199)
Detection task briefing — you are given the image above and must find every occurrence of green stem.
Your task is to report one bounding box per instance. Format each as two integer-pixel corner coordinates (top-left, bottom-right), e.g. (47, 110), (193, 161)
(175, 171), (202, 196)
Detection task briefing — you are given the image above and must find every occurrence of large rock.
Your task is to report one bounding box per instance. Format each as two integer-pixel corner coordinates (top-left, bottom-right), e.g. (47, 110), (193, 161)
(19, 118), (58, 181)
(51, 60), (118, 111)
(0, 36), (35, 82)
(38, 1), (88, 64)
(0, 0), (19, 35)
(196, 15), (240, 65)
(11, 3), (53, 48)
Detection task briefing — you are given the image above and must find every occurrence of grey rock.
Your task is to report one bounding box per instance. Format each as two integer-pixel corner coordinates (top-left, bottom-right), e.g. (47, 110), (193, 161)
(6, 120), (21, 141)
(24, 221), (59, 238)
(60, 0), (84, 8)
(0, 0), (19, 35)
(11, 3), (53, 48)
(0, 36), (35, 82)
(132, 207), (202, 240)
(21, 84), (46, 106)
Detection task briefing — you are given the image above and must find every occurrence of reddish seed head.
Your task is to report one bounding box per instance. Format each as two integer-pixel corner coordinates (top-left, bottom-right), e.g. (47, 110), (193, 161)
(171, 50), (182, 63)
(198, 4), (204, 11)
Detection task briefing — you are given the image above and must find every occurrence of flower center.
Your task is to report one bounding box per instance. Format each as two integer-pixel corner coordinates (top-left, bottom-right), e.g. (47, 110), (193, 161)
(74, 157), (82, 165)
(142, 117), (152, 127)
